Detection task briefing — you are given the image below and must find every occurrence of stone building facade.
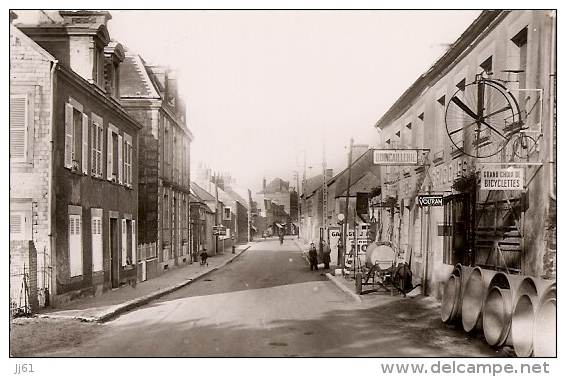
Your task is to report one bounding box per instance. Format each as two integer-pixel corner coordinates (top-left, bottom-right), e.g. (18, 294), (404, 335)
(373, 10), (556, 297)
(10, 11), (142, 309)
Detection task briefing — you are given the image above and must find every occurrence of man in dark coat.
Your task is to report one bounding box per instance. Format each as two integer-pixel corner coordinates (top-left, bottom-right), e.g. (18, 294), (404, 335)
(321, 240), (331, 269)
(308, 243), (319, 270)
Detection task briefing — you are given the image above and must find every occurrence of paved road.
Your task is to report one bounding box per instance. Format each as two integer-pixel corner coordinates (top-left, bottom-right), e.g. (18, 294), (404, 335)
(39, 237), (501, 357)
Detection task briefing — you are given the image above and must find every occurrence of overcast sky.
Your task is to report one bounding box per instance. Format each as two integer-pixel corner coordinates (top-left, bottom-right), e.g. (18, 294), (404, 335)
(107, 9), (482, 192)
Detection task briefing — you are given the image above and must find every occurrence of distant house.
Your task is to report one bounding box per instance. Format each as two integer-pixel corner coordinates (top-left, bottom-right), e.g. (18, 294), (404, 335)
(190, 182), (216, 257)
(258, 177), (299, 234)
(10, 11), (142, 310)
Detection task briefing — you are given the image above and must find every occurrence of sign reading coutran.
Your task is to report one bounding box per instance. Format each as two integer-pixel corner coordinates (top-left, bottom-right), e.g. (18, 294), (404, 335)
(373, 149), (418, 165)
(418, 195), (444, 207)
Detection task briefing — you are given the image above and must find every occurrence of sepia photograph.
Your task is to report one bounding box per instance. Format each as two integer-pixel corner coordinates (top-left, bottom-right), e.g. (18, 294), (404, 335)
(7, 2), (559, 374)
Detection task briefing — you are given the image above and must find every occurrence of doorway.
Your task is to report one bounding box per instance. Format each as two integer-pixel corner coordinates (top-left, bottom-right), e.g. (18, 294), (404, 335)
(109, 217), (119, 288)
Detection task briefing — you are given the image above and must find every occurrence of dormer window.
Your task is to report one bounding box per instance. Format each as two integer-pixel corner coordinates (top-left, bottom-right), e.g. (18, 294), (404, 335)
(93, 43), (104, 87)
(104, 42), (125, 99)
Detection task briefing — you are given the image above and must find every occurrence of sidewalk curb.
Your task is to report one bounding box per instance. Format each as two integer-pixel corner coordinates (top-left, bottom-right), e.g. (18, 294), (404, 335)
(326, 273), (362, 303)
(39, 246), (251, 323)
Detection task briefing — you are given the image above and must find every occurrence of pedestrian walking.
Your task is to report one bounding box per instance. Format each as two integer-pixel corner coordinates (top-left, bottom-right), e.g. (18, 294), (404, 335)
(322, 239), (331, 269)
(200, 250), (209, 266)
(308, 242), (319, 270)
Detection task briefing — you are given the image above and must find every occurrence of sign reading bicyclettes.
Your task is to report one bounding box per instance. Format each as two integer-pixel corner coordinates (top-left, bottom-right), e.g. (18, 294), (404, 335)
(480, 167), (523, 191)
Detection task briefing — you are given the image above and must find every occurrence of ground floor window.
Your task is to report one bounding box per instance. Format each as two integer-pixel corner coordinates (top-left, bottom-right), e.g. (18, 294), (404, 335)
(121, 217), (136, 266)
(68, 206), (83, 277)
(91, 209), (103, 272)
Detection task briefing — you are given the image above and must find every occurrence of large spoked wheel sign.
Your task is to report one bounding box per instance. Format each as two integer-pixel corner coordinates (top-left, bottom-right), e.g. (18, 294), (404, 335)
(445, 78), (522, 158)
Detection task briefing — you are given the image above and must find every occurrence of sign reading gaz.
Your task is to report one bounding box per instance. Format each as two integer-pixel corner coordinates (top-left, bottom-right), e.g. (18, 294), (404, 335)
(373, 149), (418, 165)
(418, 195), (444, 207)
(480, 168), (523, 190)
(212, 225), (226, 236)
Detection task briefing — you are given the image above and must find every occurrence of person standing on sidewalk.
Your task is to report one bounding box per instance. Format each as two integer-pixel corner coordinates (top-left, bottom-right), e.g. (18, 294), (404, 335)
(308, 243), (319, 270)
(322, 240), (331, 269)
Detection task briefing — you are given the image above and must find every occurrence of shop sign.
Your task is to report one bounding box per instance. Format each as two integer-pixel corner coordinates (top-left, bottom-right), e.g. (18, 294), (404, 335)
(480, 168), (523, 191)
(418, 194), (444, 207)
(373, 149), (418, 165)
(212, 225), (226, 236)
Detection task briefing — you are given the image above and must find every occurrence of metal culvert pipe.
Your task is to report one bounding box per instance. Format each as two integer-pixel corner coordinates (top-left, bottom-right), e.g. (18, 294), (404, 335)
(511, 277), (555, 357)
(532, 284), (557, 357)
(461, 267), (498, 333)
(483, 286), (514, 348)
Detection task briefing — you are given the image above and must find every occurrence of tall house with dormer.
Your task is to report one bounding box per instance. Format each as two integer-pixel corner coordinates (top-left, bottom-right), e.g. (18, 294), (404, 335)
(120, 51), (194, 279)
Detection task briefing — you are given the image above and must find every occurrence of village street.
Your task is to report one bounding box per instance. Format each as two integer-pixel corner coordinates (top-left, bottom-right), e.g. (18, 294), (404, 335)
(11, 238), (502, 358)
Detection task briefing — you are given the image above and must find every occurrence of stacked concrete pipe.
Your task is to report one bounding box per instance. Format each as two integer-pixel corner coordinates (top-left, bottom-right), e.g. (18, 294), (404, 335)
(512, 278), (555, 357)
(482, 272), (525, 348)
(441, 264), (473, 325)
(532, 282), (557, 357)
(444, 265), (556, 357)
(461, 267), (499, 333)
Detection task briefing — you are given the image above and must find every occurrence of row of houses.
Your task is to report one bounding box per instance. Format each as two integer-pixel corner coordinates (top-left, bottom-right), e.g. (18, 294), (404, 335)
(8, 10), (252, 314)
(299, 10), (556, 298)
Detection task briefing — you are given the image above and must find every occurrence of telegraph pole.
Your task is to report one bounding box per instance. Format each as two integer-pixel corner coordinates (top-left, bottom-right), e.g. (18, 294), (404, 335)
(322, 134), (328, 240)
(342, 138), (354, 268)
(214, 172), (219, 254)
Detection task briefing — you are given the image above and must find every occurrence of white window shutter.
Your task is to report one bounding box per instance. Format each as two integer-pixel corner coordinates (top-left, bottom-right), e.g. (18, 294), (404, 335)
(69, 215), (83, 277)
(132, 220), (136, 264)
(92, 217), (103, 272)
(99, 126), (104, 178)
(82, 113), (89, 174)
(65, 103), (74, 168)
(107, 128), (113, 180)
(9, 96), (27, 161)
(91, 121), (97, 175)
(117, 135), (123, 185)
(121, 218), (127, 266)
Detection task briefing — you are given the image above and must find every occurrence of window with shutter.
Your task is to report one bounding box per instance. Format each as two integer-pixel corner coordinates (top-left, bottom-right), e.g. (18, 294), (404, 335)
(107, 127), (113, 180)
(82, 113), (89, 174)
(131, 220), (136, 265)
(121, 219), (127, 266)
(124, 134), (133, 187)
(10, 201), (32, 241)
(117, 135), (123, 185)
(64, 103), (74, 169)
(92, 214), (103, 272)
(10, 95), (27, 162)
(69, 214), (83, 277)
(91, 118), (103, 178)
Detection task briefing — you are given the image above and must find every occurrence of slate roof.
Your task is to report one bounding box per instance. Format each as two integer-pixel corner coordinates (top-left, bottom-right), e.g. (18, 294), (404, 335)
(119, 49), (160, 98)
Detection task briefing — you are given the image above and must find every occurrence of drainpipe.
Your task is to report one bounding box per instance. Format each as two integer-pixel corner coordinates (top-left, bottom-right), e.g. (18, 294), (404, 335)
(548, 10), (556, 202)
(48, 59), (58, 305)
(422, 183), (431, 296)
